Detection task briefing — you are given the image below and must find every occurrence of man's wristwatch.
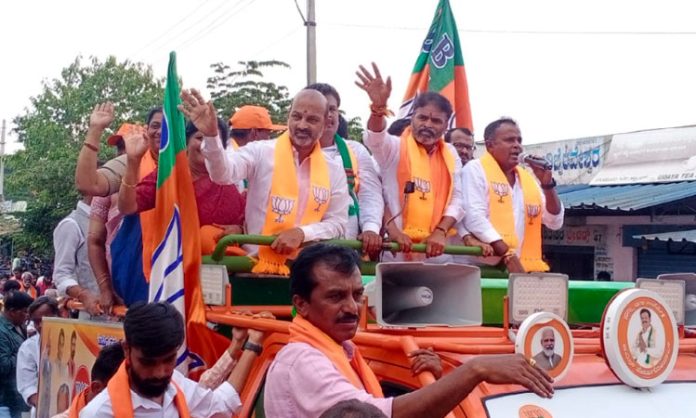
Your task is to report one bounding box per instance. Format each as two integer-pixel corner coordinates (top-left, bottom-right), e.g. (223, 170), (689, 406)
(243, 341), (263, 355)
(541, 178), (557, 190)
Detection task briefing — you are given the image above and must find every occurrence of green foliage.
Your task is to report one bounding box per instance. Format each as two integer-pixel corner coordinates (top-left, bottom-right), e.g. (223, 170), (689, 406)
(344, 115), (365, 143)
(206, 60), (291, 124)
(6, 56), (163, 256)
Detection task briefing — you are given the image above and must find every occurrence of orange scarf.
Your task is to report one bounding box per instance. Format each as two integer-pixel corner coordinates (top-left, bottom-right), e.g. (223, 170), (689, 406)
(106, 362), (191, 418)
(253, 133), (330, 275)
(396, 129), (456, 241)
(289, 315), (384, 397)
(67, 387), (90, 418)
(480, 152), (548, 272)
(139, 150), (159, 281)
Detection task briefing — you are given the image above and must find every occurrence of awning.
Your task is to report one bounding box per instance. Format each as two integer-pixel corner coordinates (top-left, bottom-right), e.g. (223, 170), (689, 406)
(557, 181), (696, 210)
(633, 229), (696, 244)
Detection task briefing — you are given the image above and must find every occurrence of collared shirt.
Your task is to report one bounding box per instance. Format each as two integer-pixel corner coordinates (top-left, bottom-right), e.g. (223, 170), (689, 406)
(53, 201), (99, 297)
(202, 136), (349, 252)
(363, 128), (465, 231)
(0, 315), (28, 414)
(16, 334), (39, 418)
(264, 342), (393, 418)
(79, 370), (241, 418)
(459, 159), (564, 264)
(322, 140), (383, 238)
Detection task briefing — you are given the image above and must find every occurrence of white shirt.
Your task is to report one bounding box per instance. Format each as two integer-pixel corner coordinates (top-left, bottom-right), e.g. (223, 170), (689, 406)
(322, 140), (383, 238)
(459, 159), (564, 264)
(79, 370), (241, 418)
(363, 128), (465, 231)
(53, 201), (96, 296)
(16, 334), (40, 418)
(202, 136), (349, 252)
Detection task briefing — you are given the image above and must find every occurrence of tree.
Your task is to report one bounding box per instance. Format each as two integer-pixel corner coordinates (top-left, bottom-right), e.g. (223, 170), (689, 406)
(6, 56), (163, 255)
(206, 60), (291, 124)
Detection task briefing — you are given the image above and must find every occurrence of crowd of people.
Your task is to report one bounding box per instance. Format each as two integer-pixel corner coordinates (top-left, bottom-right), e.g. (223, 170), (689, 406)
(0, 61), (565, 417)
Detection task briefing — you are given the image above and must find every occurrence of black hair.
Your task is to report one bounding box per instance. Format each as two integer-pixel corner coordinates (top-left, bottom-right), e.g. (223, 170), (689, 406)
(4, 290), (33, 310)
(3, 279), (21, 293)
(115, 138), (126, 154)
(185, 118), (229, 148)
(483, 117), (518, 143)
(387, 118), (411, 136)
(145, 107), (163, 125)
(412, 91), (453, 120)
(337, 115), (349, 139)
(28, 296), (59, 317)
(305, 83), (341, 107)
(640, 308), (651, 318)
(124, 302), (184, 357)
(319, 399), (388, 418)
(596, 271), (611, 281)
(91, 343), (125, 382)
(290, 244), (361, 301)
(444, 127), (473, 143)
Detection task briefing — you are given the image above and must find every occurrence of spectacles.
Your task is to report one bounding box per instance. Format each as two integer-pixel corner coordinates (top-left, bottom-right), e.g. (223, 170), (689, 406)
(453, 143), (476, 151)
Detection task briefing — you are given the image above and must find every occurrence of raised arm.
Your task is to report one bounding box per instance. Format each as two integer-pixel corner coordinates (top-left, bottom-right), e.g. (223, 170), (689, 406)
(117, 132), (150, 215)
(75, 103), (115, 196)
(355, 62), (392, 133)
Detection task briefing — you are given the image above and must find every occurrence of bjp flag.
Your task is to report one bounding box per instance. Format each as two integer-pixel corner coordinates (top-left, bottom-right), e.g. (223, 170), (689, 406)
(149, 52), (229, 378)
(399, 0), (473, 130)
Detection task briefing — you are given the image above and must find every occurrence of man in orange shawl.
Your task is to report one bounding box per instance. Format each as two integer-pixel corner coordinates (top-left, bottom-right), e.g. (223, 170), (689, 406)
(79, 302), (265, 417)
(461, 117), (563, 273)
(356, 63), (465, 261)
(264, 244), (554, 418)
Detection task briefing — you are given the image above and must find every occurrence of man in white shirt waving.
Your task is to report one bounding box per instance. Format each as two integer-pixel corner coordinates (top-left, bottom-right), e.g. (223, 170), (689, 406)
(461, 117), (563, 272)
(190, 88), (349, 275)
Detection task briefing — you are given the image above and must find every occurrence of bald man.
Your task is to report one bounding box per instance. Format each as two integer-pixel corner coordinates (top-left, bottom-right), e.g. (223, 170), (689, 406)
(188, 89), (349, 273)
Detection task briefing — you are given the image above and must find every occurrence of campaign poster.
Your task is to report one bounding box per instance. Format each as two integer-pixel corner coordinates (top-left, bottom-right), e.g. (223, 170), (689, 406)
(36, 317), (123, 418)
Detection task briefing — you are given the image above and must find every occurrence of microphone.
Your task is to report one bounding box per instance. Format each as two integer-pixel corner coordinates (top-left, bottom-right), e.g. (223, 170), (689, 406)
(519, 153), (552, 170)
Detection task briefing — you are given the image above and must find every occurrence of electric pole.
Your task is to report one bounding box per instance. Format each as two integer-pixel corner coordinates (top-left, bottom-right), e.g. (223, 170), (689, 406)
(0, 120), (5, 204)
(306, 0), (317, 84)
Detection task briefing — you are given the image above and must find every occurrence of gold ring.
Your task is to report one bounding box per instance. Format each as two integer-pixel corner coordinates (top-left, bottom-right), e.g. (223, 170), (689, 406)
(528, 358), (536, 367)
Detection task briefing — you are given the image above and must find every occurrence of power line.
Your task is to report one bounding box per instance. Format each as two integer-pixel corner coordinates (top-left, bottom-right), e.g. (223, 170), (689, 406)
(323, 22), (696, 36)
(176, 0), (256, 51)
(130, 0), (239, 60)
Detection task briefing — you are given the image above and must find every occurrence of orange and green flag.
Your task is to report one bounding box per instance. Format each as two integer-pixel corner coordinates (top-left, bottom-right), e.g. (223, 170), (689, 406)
(150, 52), (228, 377)
(399, 0), (473, 130)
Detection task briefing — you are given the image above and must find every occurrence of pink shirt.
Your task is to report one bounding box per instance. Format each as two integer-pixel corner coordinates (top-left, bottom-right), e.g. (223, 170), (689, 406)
(264, 342), (393, 418)
(198, 350), (236, 390)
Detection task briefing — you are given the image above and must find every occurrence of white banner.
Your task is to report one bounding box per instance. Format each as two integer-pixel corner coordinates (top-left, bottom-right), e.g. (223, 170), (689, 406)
(484, 382), (695, 417)
(522, 136), (611, 185)
(590, 126), (696, 185)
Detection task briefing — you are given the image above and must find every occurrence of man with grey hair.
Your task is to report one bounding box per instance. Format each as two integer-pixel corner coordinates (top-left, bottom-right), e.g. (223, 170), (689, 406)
(533, 328), (562, 371)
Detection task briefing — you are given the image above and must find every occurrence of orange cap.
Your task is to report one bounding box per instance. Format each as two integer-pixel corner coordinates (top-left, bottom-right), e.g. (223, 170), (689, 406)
(107, 123), (143, 146)
(229, 105), (286, 131)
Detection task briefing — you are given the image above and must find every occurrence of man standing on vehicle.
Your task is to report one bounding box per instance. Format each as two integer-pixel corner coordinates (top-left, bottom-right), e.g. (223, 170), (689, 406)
(461, 117), (563, 273)
(264, 244), (554, 418)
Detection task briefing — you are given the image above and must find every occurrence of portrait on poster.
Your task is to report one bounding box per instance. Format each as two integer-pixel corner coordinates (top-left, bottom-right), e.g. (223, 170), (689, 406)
(531, 327), (566, 372)
(628, 308), (665, 369)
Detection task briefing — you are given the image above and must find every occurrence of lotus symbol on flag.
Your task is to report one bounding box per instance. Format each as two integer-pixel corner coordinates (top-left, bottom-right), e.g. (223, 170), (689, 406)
(271, 196), (294, 223)
(312, 186), (329, 212)
(526, 204), (541, 224)
(414, 177), (431, 200)
(492, 182), (509, 203)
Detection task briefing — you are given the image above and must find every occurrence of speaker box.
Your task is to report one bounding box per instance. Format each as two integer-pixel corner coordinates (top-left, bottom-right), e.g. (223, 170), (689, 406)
(656, 273), (696, 326)
(374, 262), (481, 327)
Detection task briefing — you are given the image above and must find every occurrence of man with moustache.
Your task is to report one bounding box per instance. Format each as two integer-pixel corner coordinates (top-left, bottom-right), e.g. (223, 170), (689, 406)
(356, 63), (464, 260)
(461, 118), (563, 273)
(195, 88), (349, 275)
(532, 328), (562, 371)
(305, 83), (384, 255)
(264, 244), (554, 418)
(444, 128), (475, 166)
(79, 301), (265, 417)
